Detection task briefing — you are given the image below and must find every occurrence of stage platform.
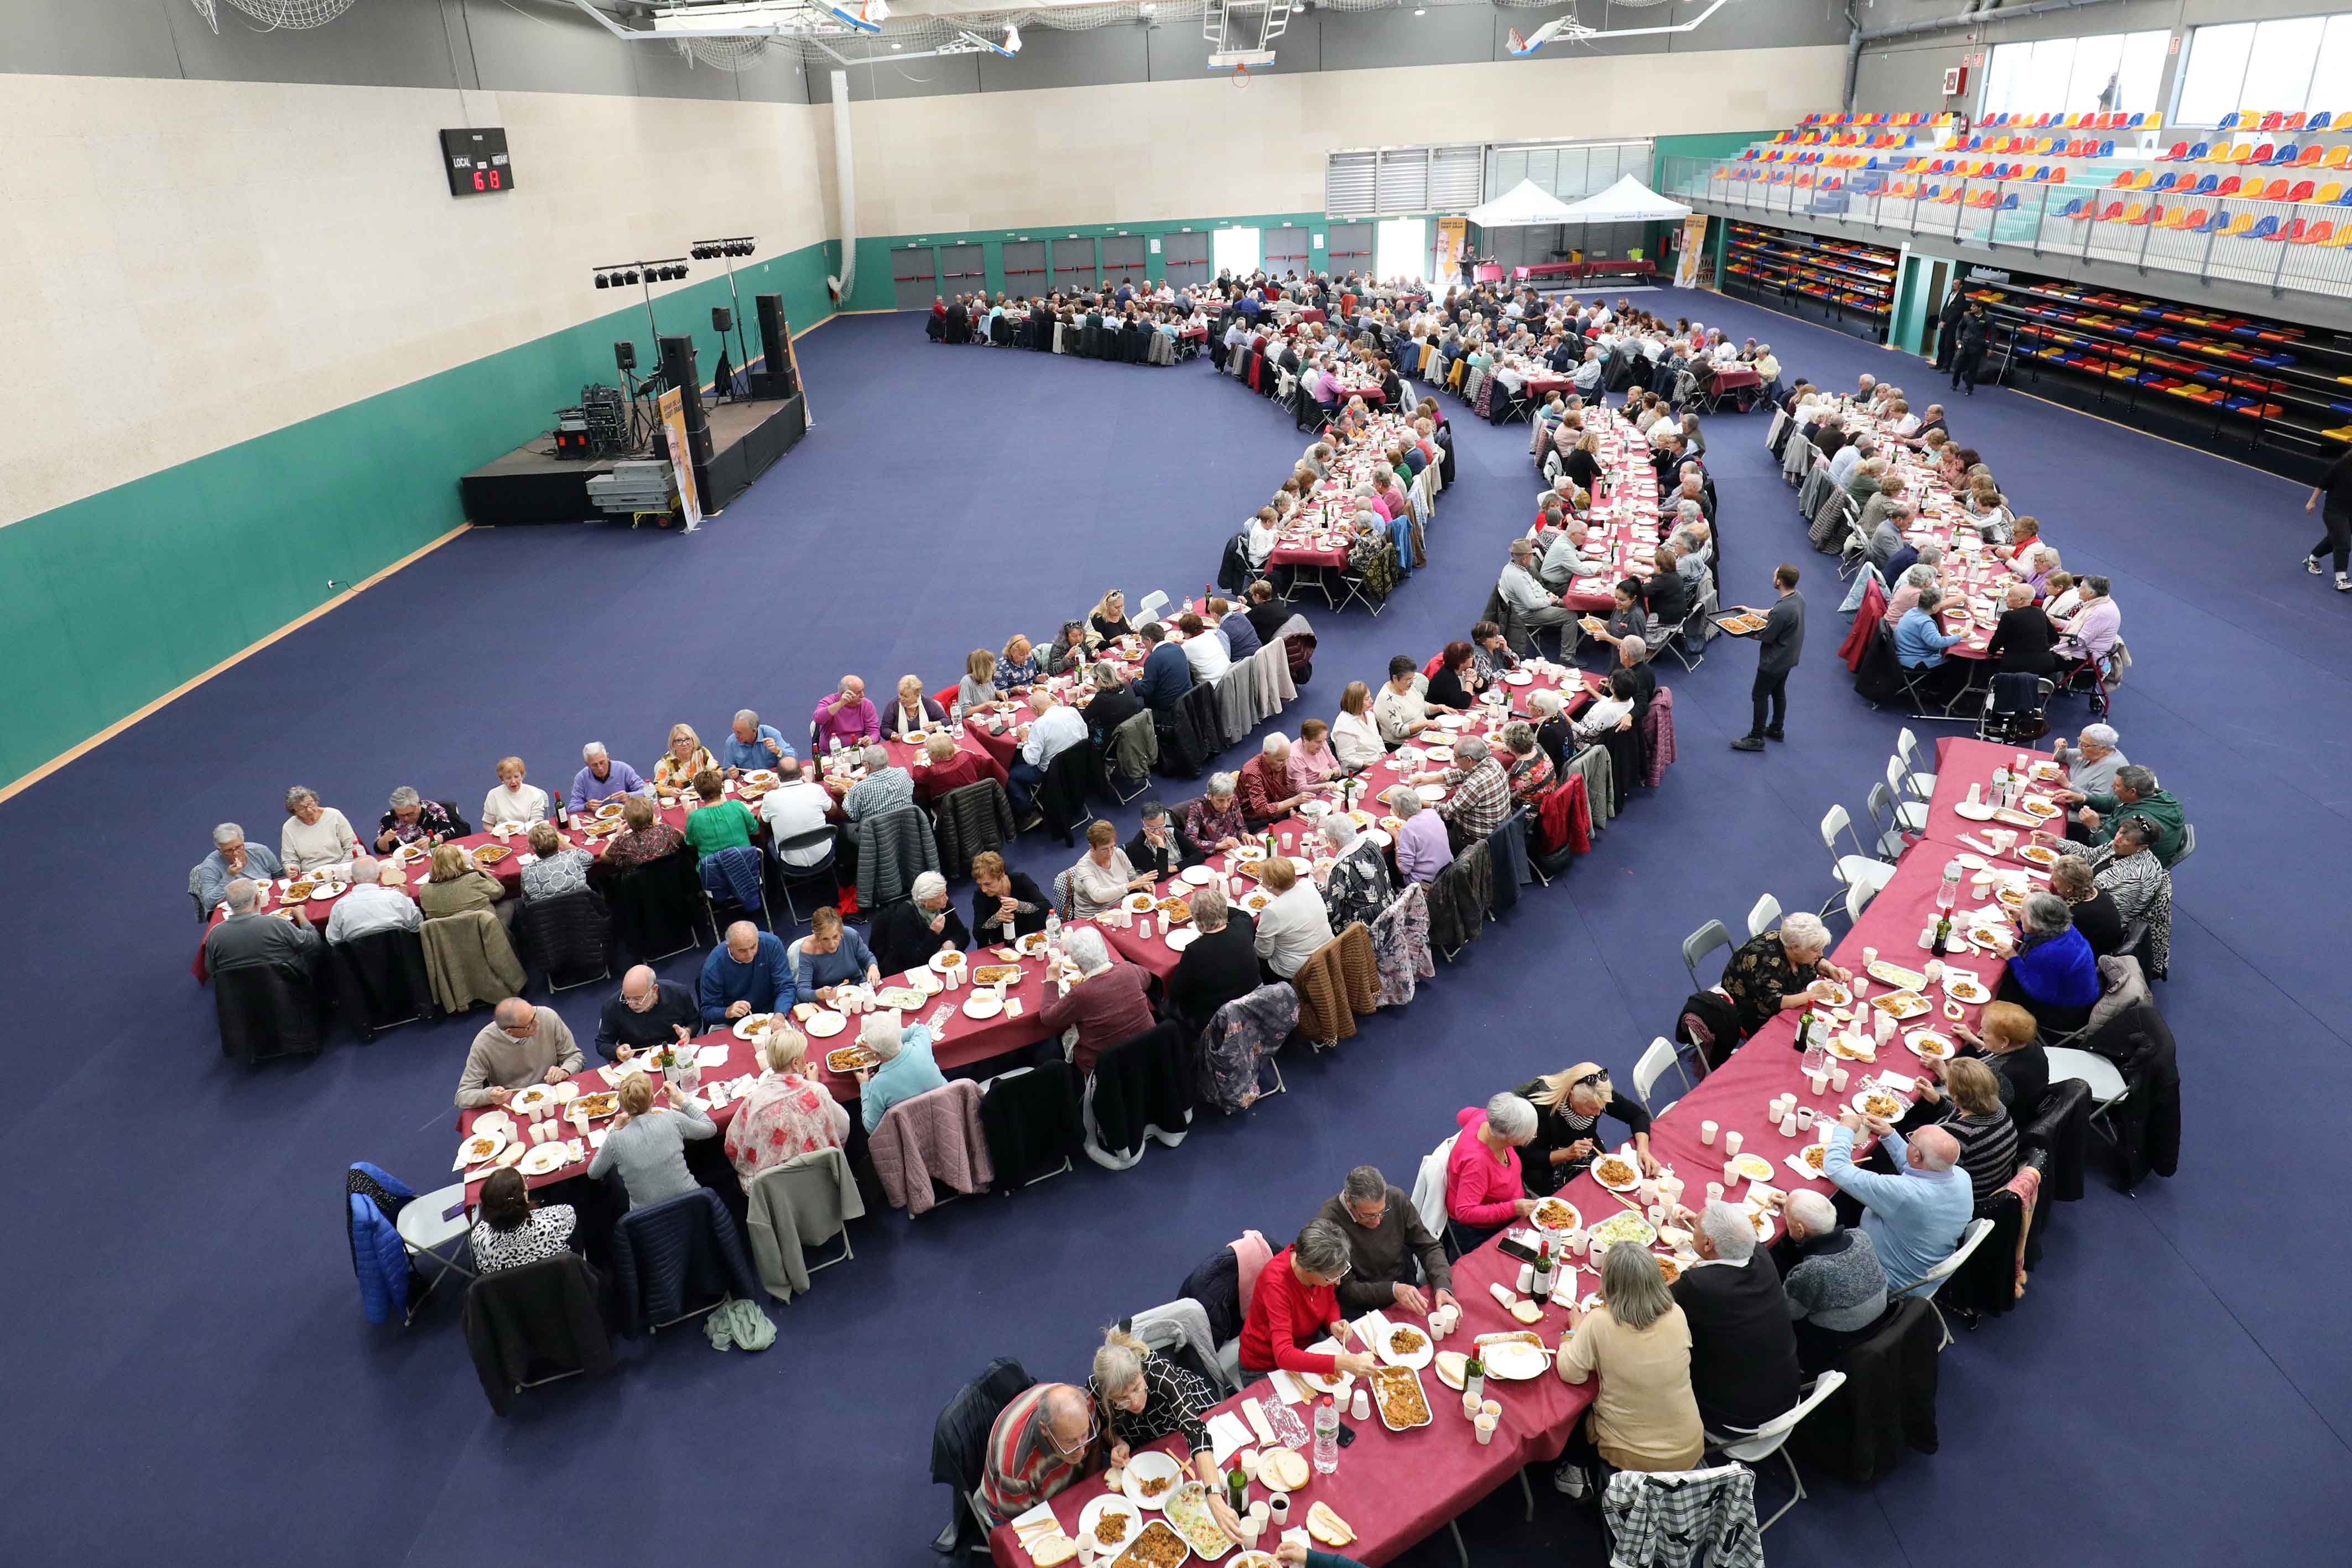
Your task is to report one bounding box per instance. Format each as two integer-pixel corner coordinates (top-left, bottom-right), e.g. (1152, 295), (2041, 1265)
(459, 394), (807, 525)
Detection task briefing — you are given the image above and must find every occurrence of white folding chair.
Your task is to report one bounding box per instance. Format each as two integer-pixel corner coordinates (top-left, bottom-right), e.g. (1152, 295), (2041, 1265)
(1883, 755), (1929, 833)
(1895, 727), (1937, 800)
(1746, 893), (1782, 939)
(1135, 590), (1170, 628)
(1681, 918), (1732, 992)
(2046, 1046), (2129, 1147)
(1843, 877), (1877, 926)
(1818, 805), (1896, 914)
(1903, 1216), (1997, 1349)
(393, 1181), (477, 1327)
(1633, 1035), (1687, 1111)
(1705, 1371), (1847, 1530)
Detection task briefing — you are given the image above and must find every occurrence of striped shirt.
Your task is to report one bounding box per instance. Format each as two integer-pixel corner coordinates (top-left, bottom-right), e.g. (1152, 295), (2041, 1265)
(1940, 1108), (2020, 1204)
(981, 1385), (1089, 1522)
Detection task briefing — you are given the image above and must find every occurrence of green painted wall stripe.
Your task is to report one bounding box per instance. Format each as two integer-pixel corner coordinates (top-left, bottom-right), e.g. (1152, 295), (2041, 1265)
(1, 241), (839, 789)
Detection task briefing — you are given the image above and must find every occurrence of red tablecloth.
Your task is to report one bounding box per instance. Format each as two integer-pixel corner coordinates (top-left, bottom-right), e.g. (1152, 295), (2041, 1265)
(1707, 366), (1763, 397)
(1527, 410), (1664, 613)
(1472, 263), (1506, 283)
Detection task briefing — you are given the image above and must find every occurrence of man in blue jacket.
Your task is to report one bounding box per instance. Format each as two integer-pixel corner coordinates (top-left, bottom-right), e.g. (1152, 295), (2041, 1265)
(699, 921), (794, 1026)
(1135, 622), (1194, 715)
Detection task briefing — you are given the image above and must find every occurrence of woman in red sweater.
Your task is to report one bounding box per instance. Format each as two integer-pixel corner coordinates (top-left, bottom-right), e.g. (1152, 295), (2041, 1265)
(1240, 1221), (1381, 1379)
(1446, 1094), (1541, 1246)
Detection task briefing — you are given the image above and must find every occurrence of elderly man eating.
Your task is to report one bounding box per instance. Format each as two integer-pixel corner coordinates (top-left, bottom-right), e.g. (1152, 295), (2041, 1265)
(1669, 1200), (1801, 1436)
(721, 709), (793, 775)
(1316, 1164), (1458, 1317)
(374, 787), (458, 853)
(2051, 723), (2126, 799)
(325, 857), (423, 943)
(699, 920), (795, 1027)
(1773, 1189), (1889, 1371)
(2049, 762), (2184, 866)
(196, 824), (283, 916)
(595, 963), (700, 1062)
(456, 997), (584, 1108)
(870, 871), (970, 975)
(1238, 734), (1317, 825)
(1821, 1113), (1971, 1297)
(842, 744), (915, 823)
(1407, 734), (1512, 853)
(569, 742), (653, 814)
(981, 1382), (1098, 1524)
(1497, 538), (1580, 657)
(811, 676), (881, 752)
(204, 877), (321, 974)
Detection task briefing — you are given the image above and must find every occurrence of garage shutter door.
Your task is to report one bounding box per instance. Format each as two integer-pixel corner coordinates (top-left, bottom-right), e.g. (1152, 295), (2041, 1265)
(1326, 152), (1377, 217)
(1429, 146), (1482, 210)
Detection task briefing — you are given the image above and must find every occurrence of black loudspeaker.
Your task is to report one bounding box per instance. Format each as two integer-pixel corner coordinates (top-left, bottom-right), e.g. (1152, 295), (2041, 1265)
(614, 340), (637, 372)
(711, 306), (732, 334)
(657, 335), (714, 497)
(750, 293), (798, 399)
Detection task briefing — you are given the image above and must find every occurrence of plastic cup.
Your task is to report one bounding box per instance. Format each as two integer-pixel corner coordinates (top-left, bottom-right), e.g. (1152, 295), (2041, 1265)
(1516, 1262), (1535, 1294)
(1723, 1159), (1741, 1187)
(1269, 1494), (1290, 1526)
(1481, 1398), (1501, 1420)
(1780, 1111), (1800, 1138)
(1705, 1181), (1724, 1202)
(1474, 1413), (1497, 1446)
(1700, 1120), (1719, 1145)
(1724, 1130), (1744, 1157)
(1862, 946), (1879, 967)
(1807, 1065), (1830, 1095)
(1463, 1388), (1482, 1419)
(1831, 1066), (1851, 1092)
(1798, 1107), (1817, 1131)
(1080, 1541), (1097, 1566)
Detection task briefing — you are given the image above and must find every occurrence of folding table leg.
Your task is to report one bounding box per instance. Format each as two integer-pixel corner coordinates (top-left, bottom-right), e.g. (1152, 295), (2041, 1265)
(1446, 1518), (1470, 1568)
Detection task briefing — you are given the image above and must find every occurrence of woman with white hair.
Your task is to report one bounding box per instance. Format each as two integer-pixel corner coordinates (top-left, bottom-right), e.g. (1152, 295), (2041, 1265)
(1315, 812), (1392, 933)
(1994, 890), (2100, 1034)
(1086, 1326), (1241, 1536)
(868, 870), (971, 976)
(1068, 820), (1154, 919)
(1514, 1064), (1657, 1194)
(855, 1012), (944, 1134)
(1036, 924), (1156, 1076)
(1445, 1091), (1543, 1240)
(1718, 912), (1850, 1040)
(1553, 1243), (1705, 1495)
(1184, 775), (1248, 855)
(724, 1026), (848, 1186)
(280, 786), (360, 875)
(372, 785), (457, 855)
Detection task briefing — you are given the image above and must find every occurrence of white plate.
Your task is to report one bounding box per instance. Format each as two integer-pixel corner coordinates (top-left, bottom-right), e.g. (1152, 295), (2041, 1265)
(1230, 844), (1268, 862)
(1905, 1029), (1955, 1059)
(470, 1111), (514, 1139)
(1377, 1321), (1435, 1369)
(961, 995), (1004, 1020)
(1079, 1496), (1142, 1554)
(1125, 892), (1158, 914)
(1953, 800), (1996, 821)
(509, 1084), (554, 1113)
(1479, 1340), (1549, 1380)
(1297, 800), (1331, 819)
(804, 1011), (848, 1037)
(1361, 828), (1391, 850)
(928, 951), (968, 976)
(1434, 713), (1469, 730)
(732, 1013), (788, 1040)
(1730, 1152), (1775, 1184)
(1589, 1153), (1645, 1192)
(457, 1129), (508, 1166)
(1180, 865), (1218, 885)
(1165, 928), (1200, 952)
(1952, 853), (1986, 869)
(301, 881), (350, 901)
(1851, 1086), (1908, 1121)
(1504, 670), (1534, 685)
(1298, 1341), (1353, 1395)
(1119, 1451), (1185, 1510)
(1422, 745), (1455, 762)
(518, 1142), (571, 1176)
(1416, 784), (1447, 803)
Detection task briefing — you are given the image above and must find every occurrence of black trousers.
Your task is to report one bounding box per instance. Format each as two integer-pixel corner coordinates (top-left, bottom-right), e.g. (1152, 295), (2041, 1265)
(2311, 505), (2351, 575)
(1951, 350), (1985, 392)
(1750, 667), (1791, 738)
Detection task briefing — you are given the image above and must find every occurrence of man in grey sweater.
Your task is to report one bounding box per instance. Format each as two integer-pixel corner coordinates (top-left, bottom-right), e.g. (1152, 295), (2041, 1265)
(1777, 1190), (1889, 1372)
(455, 998), (585, 1108)
(1731, 564), (1805, 753)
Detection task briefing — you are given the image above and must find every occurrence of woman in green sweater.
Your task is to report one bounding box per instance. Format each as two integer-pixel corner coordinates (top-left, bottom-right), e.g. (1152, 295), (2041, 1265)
(681, 769), (759, 862)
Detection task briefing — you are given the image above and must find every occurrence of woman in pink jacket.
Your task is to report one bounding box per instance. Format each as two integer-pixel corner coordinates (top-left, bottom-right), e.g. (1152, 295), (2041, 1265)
(1446, 1093), (1541, 1246)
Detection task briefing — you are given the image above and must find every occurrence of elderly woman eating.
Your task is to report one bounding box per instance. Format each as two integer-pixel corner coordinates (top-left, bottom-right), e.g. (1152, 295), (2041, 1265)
(1288, 718), (1342, 793)
(481, 756), (549, 829)
(1314, 814), (1392, 934)
(724, 1026), (849, 1186)
(1239, 1220), (1381, 1379)
(1552, 1244), (1705, 1497)
(1952, 999), (2049, 1115)
(1900, 1055), (2020, 1203)
(1036, 926), (1156, 1076)
(855, 1012), (945, 1133)
(419, 843), (510, 926)
(1043, 621), (1094, 679)
(601, 794), (684, 871)
(652, 723), (716, 792)
(520, 821), (595, 900)
(1993, 890), (2100, 1034)
(997, 634), (1043, 692)
(1498, 720), (1554, 806)
(281, 785), (361, 875)
(970, 851), (1049, 944)
(1719, 911), (1850, 1042)
(1089, 590), (1132, 643)
(957, 648), (999, 716)
(374, 786), (458, 854)
(586, 1070), (715, 1212)
(1068, 820), (1156, 919)
(885, 675), (948, 739)
(1331, 681), (1386, 770)
(1185, 773), (1248, 855)
(869, 870), (970, 975)
(1446, 1091), (1543, 1243)
(1513, 1063), (1657, 1194)
(1086, 1327), (1244, 1537)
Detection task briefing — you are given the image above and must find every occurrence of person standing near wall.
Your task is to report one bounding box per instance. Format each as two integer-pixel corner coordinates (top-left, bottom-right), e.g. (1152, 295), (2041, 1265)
(1730, 564), (1804, 753)
(2302, 445), (2352, 593)
(1949, 303), (1990, 397)
(1933, 284), (1968, 372)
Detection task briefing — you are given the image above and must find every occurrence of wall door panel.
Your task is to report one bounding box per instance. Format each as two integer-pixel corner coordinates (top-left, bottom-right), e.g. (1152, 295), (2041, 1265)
(1001, 240), (1048, 295)
(1162, 232), (1210, 289)
(938, 243), (987, 296)
(891, 245), (938, 310)
(1325, 222), (1375, 275)
(1263, 227), (1310, 274)
(1050, 238), (1099, 293)
(1100, 235), (1147, 282)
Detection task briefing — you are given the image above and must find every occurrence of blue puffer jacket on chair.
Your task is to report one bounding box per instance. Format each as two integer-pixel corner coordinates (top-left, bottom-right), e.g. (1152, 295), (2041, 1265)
(346, 1160), (417, 1325)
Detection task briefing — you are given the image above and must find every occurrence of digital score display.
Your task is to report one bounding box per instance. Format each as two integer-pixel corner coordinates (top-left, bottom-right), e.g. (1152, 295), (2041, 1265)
(440, 128), (515, 197)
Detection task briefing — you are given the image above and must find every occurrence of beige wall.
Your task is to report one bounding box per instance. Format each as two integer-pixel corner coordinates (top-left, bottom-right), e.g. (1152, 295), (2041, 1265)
(829, 46), (1848, 234)
(2, 75), (830, 526)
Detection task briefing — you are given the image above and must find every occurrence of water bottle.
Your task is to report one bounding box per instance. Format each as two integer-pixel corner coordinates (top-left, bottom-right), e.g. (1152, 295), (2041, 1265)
(1936, 859), (1961, 916)
(1043, 910), (1061, 965)
(1312, 1395), (1339, 1475)
(1991, 764), (2010, 803)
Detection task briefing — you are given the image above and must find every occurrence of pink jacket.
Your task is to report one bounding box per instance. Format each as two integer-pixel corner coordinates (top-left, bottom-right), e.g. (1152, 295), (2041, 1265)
(1230, 1228), (1273, 1317)
(1446, 1107), (1523, 1228)
(869, 1080), (994, 1216)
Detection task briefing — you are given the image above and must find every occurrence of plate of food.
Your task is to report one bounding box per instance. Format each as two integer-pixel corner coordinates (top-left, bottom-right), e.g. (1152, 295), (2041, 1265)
(1164, 1483), (1235, 1559)
(825, 1045), (881, 1074)
(1298, 1341), (1354, 1396)
(518, 1142), (572, 1177)
(1239, 890), (1273, 914)
(1016, 931), (1052, 956)
(1156, 897), (1192, 924)
(471, 844), (512, 866)
(1590, 1153), (1643, 1192)
(1852, 1087), (1906, 1122)
(1990, 807), (2042, 829)
(1994, 885), (2028, 912)
(1827, 1033), (1875, 1062)
(1255, 1447), (1310, 1492)
(509, 1083), (555, 1114)
(1476, 1335), (1550, 1381)
(1795, 1143), (1830, 1176)
(1905, 1029), (1955, 1060)
(1165, 928), (1200, 952)
(2018, 795), (2062, 819)
(458, 1129), (507, 1166)
(1180, 865), (1218, 886)
(1125, 892), (1158, 914)
(594, 802), (627, 820)
(1810, 981), (1853, 1008)
(804, 1010), (848, 1037)
(1531, 1196), (1583, 1233)
(1963, 927), (2007, 954)
(1422, 744), (1454, 763)
(1369, 1364), (1433, 1430)
(1945, 975), (1992, 1004)
(1378, 1321), (1433, 1369)
(732, 1012), (787, 1040)
(2016, 842), (2062, 868)
(1731, 1152), (1775, 1184)
(972, 963), (1021, 987)
(1433, 1351), (1468, 1391)
(929, 950), (967, 976)
(570, 1091), (620, 1120)
(283, 878), (318, 902)
(1106, 1518), (1188, 1568)
(1230, 1554), (1277, 1568)
(307, 879), (351, 901)
(1229, 843), (1268, 863)
(1652, 1254), (1684, 1285)
(961, 995), (1003, 1020)
(1870, 989), (1932, 1020)
(877, 986), (929, 1010)
(1867, 959), (1928, 991)
(1079, 1496), (1143, 1558)
(1586, 1210), (1657, 1251)
(1297, 799), (1331, 819)
(1120, 1451), (1186, 1510)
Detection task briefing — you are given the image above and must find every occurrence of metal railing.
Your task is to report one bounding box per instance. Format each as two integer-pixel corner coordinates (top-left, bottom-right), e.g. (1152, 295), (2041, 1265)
(1659, 154), (2352, 301)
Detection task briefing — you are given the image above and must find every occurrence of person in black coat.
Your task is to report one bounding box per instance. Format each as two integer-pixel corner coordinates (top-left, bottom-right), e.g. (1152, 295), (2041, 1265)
(1084, 675), (1146, 753)
(1950, 302), (1991, 395)
(1244, 582), (1293, 644)
(594, 967), (701, 1061)
(870, 872), (974, 976)
(1984, 581), (2058, 675)
(2050, 858), (2126, 957)
(1162, 886), (1261, 1038)
(971, 854), (1050, 945)
(1955, 1000), (2049, 1119)
(1933, 285), (1969, 371)
(1125, 800), (1203, 881)
(1512, 1064), (1656, 1196)
(1671, 1204), (1803, 1434)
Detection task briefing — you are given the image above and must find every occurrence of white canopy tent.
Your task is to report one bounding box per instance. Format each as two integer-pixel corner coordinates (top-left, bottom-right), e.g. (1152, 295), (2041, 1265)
(1462, 178), (1584, 228)
(1550, 173), (1692, 224)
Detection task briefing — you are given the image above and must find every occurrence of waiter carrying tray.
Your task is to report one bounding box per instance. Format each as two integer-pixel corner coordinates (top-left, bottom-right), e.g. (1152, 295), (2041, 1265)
(1729, 563), (1804, 753)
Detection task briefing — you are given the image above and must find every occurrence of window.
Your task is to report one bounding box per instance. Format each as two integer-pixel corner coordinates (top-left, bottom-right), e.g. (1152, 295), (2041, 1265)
(1376, 217), (1427, 283)
(1211, 226), (1260, 278)
(2176, 13), (2352, 127)
(1486, 141), (1651, 206)
(1977, 29), (2168, 119)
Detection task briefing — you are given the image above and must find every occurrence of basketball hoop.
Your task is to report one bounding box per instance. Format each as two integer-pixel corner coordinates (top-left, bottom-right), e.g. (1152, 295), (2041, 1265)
(1233, 62), (1249, 90)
